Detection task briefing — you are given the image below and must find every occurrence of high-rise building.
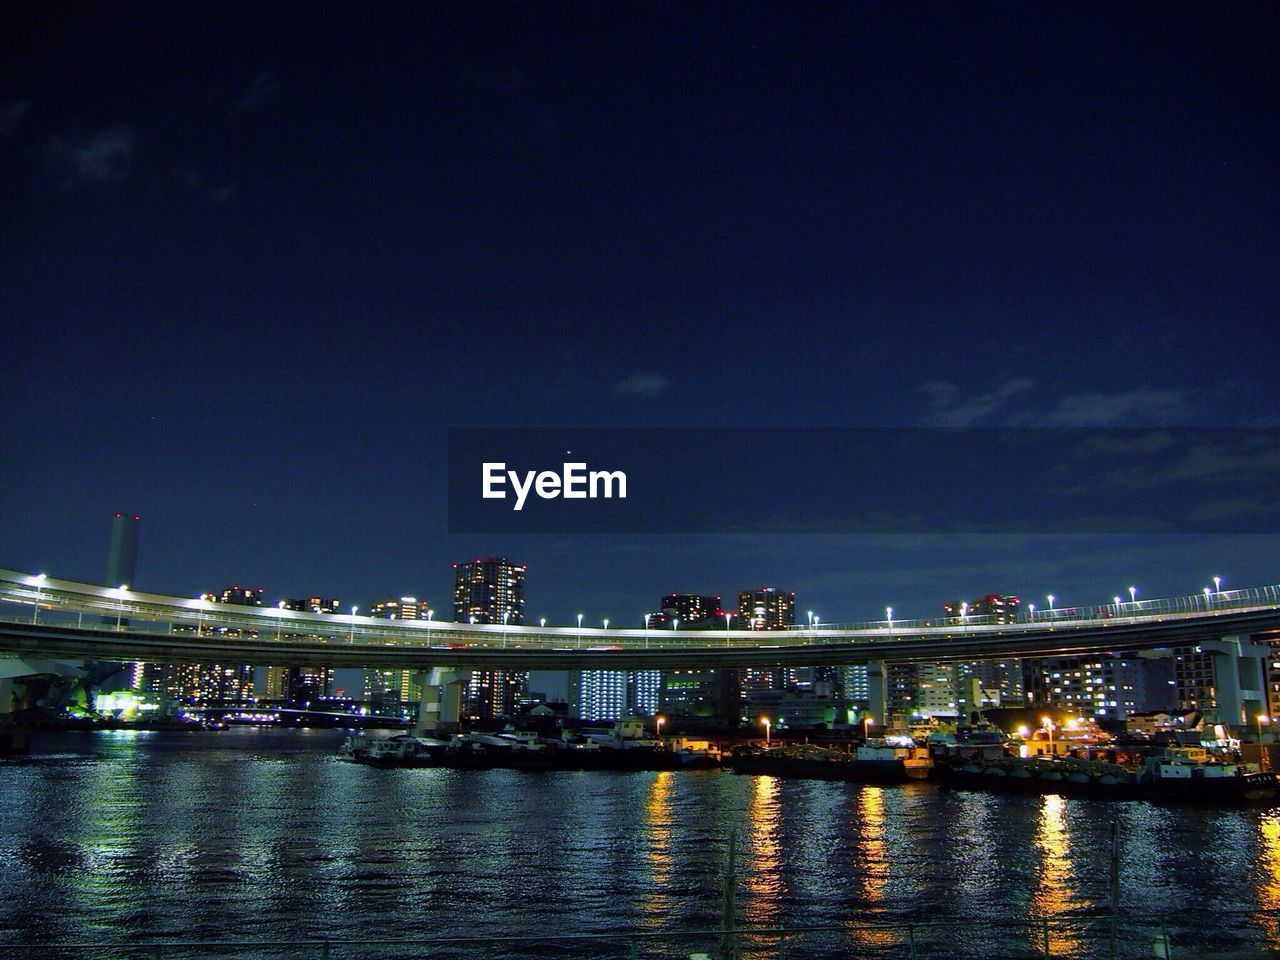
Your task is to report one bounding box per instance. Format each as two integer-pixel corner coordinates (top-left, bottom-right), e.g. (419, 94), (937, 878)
(738, 588), (796, 631)
(105, 512), (140, 589)
(660, 668), (737, 720)
(570, 669), (663, 721)
(657, 594), (722, 626)
(108, 513), (144, 690)
(453, 558), (528, 721)
(943, 594), (1027, 714)
(270, 596), (340, 703)
(1024, 655), (1145, 720)
(629, 670), (663, 717)
(364, 595), (432, 709)
(137, 584), (259, 704)
(453, 557), (526, 625)
(572, 671), (628, 721)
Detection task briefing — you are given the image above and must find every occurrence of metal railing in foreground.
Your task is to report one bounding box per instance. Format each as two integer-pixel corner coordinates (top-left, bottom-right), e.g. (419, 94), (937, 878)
(3, 909), (1277, 960)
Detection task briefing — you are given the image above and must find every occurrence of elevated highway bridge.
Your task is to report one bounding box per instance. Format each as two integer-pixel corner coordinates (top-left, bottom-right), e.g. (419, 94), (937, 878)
(2, 568), (1278, 732)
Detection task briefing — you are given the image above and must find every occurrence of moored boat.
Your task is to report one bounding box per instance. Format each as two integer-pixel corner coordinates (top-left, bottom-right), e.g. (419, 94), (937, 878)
(935, 746), (1278, 804)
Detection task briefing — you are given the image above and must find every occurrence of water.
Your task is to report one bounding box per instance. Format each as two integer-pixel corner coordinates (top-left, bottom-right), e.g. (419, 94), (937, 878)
(2, 728), (1279, 959)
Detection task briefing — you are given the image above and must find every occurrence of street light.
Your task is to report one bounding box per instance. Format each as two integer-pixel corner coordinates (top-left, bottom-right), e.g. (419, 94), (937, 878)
(1129, 586), (1137, 606)
(115, 585), (128, 631)
(643, 613), (651, 647)
(886, 606), (893, 626)
(427, 609), (434, 644)
(602, 618), (609, 631)
(276, 600), (286, 641)
(673, 618), (679, 631)
(539, 616), (545, 628)
(1047, 594), (1055, 611)
(656, 715), (665, 739)
(863, 714), (873, 742)
(1042, 716), (1055, 754)
(761, 716), (771, 746)
(1213, 575), (1222, 593)
(349, 605), (358, 643)
(1114, 596), (1121, 613)
(1204, 587), (1212, 608)
(1259, 714), (1269, 744)
(31, 573), (47, 624)
(1029, 602), (1036, 621)
(577, 613), (583, 648)
(503, 610), (510, 647)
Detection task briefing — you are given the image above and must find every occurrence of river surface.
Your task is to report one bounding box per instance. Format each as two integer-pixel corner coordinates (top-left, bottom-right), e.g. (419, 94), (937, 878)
(2, 728), (1279, 959)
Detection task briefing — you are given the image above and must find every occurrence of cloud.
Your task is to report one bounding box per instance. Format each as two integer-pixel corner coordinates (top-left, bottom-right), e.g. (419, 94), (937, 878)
(173, 169), (236, 204)
(233, 71), (280, 114)
(921, 378), (1035, 426)
(612, 373), (671, 400)
(1041, 389), (1188, 426)
(0, 98), (32, 137)
(49, 125), (135, 184)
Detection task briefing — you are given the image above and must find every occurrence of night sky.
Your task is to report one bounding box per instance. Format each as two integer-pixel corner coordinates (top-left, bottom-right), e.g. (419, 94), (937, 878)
(2, 2), (1277, 629)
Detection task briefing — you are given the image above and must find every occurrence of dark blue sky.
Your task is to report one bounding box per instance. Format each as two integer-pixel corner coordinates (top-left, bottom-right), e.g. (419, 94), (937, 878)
(2, 2), (1276, 623)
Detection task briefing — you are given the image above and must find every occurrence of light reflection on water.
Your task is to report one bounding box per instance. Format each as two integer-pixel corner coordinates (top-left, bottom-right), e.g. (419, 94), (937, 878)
(2, 729), (1279, 958)
(742, 773), (782, 929)
(640, 770), (675, 929)
(1030, 794), (1082, 957)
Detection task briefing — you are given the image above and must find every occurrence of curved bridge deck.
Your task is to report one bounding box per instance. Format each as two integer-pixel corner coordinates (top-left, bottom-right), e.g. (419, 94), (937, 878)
(2, 569), (1278, 670)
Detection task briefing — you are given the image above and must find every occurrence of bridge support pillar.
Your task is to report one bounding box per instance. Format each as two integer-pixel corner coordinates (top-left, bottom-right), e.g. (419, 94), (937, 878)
(0, 677), (31, 755)
(1201, 636), (1270, 731)
(867, 661), (887, 728)
(411, 668), (470, 736)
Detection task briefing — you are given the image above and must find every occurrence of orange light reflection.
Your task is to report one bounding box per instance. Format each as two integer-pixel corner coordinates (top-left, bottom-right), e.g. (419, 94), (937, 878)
(743, 775), (783, 929)
(1030, 794), (1080, 956)
(640, 771), (676, 930)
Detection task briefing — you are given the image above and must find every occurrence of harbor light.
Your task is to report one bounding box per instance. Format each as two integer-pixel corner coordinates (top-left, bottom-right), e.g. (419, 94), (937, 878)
(761, 716), (771, 746)
(1041, 716), (1055, 753)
